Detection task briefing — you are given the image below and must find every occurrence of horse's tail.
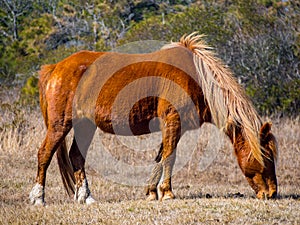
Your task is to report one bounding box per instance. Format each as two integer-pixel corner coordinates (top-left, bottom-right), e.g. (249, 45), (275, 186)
(38, 64), (56, 126)
(56, 140), (75, 196)
(164, 32), (264, 166)
(38, 64), (75, 195)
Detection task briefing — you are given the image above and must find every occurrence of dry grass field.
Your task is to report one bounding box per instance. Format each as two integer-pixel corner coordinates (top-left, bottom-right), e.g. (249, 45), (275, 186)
(0, 106), (299, 224)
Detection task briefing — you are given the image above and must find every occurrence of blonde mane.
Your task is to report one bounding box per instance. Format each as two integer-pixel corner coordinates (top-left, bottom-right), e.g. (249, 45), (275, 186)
(163, 32), (264, 166)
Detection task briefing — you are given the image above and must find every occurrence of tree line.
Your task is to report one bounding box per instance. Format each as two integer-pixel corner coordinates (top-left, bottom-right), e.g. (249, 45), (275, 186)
(0, 0), (299, 116)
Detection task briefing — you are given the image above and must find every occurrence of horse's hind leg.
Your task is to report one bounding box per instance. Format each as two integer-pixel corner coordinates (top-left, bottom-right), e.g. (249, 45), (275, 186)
(69, 118), (96, 204)
(30, 127), (70, 205)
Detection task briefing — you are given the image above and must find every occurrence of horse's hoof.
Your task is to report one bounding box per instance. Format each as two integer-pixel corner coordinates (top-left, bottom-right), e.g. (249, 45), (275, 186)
(32, 198), (45, 206)
(86, 195), (96, 205)
(29, 196), (45, 206)
(158, 184), (175, 201)
(29, 183), (45, 206)
(146, 192), (157, 201)
(158, 188), (175, 201)
(161, 192), (175, 201)
(160, 191), (175, 201)
(75, 193), (96, 204)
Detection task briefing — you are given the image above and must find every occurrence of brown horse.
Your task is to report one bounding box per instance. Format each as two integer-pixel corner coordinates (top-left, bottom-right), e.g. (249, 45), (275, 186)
(30, 33), (278, 205)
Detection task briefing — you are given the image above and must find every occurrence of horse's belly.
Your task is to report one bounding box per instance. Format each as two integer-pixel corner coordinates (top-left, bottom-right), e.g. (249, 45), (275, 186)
(96, 97), (160, 136)
(97, 116), (160, 136)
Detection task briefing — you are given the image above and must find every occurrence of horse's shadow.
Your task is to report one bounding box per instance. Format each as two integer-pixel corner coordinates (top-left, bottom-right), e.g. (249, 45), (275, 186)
(277, 194), (300, 200)
(181, 192), (300, 200)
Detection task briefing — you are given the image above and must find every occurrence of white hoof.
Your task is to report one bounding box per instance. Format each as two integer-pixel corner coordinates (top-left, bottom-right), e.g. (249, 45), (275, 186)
(32, 197), (45, 206)
(29, 183), (45, 206)
(85, 195), (96, 205)
(74, 178), (95, 204)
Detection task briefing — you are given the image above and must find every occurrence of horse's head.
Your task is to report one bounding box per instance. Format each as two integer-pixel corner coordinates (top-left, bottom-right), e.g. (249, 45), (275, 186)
(259, 122), (278, 199)
(234, 122), (278, 199)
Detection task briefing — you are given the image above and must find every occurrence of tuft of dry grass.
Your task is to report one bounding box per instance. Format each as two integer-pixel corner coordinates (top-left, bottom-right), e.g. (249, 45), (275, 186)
(0, 109), (299, 224)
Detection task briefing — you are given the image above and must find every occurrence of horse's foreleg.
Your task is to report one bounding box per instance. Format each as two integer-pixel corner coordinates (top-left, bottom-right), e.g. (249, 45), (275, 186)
(30, 130), (67, 205)
(69, 119), (96, 204)
(158, 149), (177, 201)
(158, 113), (181, 201)
(146, 151), (176, 202)
(146, 158), (163, 201)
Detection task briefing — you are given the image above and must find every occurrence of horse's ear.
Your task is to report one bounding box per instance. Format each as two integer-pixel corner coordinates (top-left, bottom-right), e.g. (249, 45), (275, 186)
(260, 122), (272, 139)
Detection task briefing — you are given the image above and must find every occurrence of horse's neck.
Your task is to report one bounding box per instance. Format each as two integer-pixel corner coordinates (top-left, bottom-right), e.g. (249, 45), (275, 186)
(225, 125), (248, 154)
(198, 104), (246, 150)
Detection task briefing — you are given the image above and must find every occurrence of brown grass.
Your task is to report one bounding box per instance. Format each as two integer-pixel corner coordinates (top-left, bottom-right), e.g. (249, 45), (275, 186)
(0, 108), (299, 224)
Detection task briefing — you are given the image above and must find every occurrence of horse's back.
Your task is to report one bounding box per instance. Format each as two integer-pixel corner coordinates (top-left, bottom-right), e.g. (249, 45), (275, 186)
(74, 47), (204, 134)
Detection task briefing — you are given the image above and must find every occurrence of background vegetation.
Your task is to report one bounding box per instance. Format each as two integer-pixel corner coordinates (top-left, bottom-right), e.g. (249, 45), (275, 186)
(0, 0), (299, 115)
